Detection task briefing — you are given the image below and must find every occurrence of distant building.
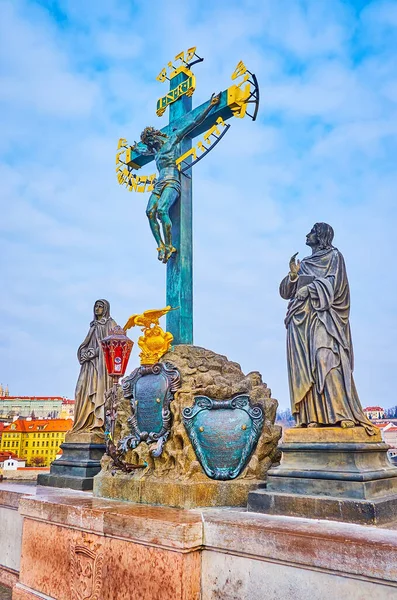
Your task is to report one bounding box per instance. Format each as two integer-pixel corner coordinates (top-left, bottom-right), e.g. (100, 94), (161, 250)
(2, 456), (26, 470)
(59, 398), (75, 419)
(0, 393), (74, 421)
(382, 425), (397, 455)
(369, 421), (397, 459)
(0, 384), (9, 397)
(0, 418), (73, 467)
(363, 406), (385, 420)
(0, 451), (19, 466)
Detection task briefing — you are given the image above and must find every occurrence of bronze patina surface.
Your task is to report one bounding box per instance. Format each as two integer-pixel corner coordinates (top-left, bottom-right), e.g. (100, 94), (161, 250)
(118, 362), (181, 458)
(248, 225), (397, 523)
(280, 223), (375, 435)
(183, 395), (264, 480)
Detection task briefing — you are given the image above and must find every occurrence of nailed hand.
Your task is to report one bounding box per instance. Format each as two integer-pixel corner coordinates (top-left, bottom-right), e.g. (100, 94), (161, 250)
(210, 92), (221, 106)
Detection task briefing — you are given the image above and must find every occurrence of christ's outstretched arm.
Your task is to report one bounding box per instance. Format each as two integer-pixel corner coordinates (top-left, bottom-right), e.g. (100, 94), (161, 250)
(175, 93), (221, 143)
(132, 142), (154, 156)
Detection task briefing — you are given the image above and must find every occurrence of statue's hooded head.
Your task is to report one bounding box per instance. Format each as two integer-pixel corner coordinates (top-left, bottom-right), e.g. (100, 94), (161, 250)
(93, 299), (110, 323)
(140, 126), (167, 151)
(307, 223), (334, 250)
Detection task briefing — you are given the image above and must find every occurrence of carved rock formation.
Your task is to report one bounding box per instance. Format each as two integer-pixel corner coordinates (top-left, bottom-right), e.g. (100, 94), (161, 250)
(101, 345), (281, 482)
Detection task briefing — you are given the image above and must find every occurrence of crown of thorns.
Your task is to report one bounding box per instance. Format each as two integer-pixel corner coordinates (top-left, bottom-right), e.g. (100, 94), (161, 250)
(140, 127), (167, 142)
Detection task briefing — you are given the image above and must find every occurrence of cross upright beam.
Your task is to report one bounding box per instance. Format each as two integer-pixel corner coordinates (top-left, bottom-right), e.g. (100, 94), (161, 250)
(166, 70), (193, 344)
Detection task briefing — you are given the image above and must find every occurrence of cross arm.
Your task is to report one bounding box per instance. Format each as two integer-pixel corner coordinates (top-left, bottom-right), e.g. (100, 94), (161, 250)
(126, 89), (236, 169)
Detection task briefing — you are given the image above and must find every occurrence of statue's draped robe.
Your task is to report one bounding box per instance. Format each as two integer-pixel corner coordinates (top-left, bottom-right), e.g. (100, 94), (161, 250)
(71, 301), (116, 436)
(280, 248), (374, 433)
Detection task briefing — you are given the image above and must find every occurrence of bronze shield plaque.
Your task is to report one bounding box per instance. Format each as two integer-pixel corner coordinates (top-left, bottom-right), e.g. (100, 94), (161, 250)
(182, 395), (264, 480)
(118, 362), (180, 457)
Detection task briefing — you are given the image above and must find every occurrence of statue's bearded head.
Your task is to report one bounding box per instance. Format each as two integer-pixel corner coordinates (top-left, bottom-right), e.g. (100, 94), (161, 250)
(140, 127), (167, 151)
(306, 223), (334, 250)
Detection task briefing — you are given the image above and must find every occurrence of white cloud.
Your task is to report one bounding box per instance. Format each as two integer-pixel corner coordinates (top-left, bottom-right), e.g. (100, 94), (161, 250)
(0, 1), (98, 117)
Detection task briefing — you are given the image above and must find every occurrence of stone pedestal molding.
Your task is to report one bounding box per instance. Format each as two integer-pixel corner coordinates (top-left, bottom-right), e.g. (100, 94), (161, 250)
(248, 427), (397, 524)
(94, 475), (260, 509)
(37, 442), (105, 491)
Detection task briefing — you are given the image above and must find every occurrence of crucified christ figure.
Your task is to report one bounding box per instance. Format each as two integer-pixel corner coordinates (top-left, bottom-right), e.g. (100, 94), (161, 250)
(137, 92), (221, 264)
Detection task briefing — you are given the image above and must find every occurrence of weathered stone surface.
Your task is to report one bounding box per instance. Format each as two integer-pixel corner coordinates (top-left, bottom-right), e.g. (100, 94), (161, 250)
(0, 569), (17, 592)
(201, 552), (397, 600)
(284, 426), (382, 444)
(95, 477), (262, 509)
(65, 431), (105, 445)
(16, 519), (201, 600)
(11, 587), (37, 599)
(95, 345), (281, 507)
(0, 507), (22, 574)
(13, 486), (397, 600)
(248, 490), (397, 525)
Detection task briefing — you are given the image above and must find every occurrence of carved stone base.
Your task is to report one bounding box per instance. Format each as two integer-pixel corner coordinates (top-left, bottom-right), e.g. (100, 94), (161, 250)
(38, 442), (105, 491)
(248, 427), (397, 524)
(94, 471), (262, 509)
(65, 431), (105, 445)
(94, 345), (281, 507)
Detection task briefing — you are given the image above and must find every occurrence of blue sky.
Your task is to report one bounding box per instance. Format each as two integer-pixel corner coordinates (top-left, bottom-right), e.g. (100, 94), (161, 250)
(0, 0), (396, 410)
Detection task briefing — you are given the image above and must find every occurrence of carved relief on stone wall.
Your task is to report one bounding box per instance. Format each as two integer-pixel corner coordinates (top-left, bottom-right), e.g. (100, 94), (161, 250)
(70, 543), (103, 600)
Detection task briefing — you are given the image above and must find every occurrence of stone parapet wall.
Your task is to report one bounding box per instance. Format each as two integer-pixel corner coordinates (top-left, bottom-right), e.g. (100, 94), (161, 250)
(3, 484), (396, 600)
(0, 484), (26, 591)
(3, 470), (49, 482)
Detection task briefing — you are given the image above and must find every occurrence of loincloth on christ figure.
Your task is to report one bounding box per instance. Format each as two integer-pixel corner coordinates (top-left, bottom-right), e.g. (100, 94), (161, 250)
(152, 176), (181, 198)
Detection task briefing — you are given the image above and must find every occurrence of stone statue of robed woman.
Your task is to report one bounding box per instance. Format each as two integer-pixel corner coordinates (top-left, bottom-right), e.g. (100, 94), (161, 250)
(280, 223), (375, 435)
(68, 299), (117, 441)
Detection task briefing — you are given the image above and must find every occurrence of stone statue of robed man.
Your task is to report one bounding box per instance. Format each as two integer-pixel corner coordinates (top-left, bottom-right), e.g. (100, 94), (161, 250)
(280, 223), (375, 435)
(68, 299), (117, 442)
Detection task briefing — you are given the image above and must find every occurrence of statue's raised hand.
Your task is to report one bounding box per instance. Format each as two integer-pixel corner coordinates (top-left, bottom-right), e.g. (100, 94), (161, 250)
(210, 92), (221, 106)
(289, 252), (300, 281)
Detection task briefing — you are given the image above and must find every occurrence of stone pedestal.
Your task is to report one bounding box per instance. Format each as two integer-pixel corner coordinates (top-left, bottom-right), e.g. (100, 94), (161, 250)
(37, 442), (105, 491)
(248, 427), (397, 524)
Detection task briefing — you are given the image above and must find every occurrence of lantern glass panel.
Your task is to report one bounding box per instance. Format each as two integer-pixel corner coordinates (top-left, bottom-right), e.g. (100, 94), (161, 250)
(100, 326), (133, 378)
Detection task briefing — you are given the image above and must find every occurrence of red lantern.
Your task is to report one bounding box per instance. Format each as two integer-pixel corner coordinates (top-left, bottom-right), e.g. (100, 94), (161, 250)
(100, 326), (133, 379)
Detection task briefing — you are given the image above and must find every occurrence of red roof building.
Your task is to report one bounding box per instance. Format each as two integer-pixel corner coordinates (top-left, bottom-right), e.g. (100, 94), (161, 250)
(363, 406), (385, 420)
(1, 419), (73, 434)
(0, 418), (73, 467)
